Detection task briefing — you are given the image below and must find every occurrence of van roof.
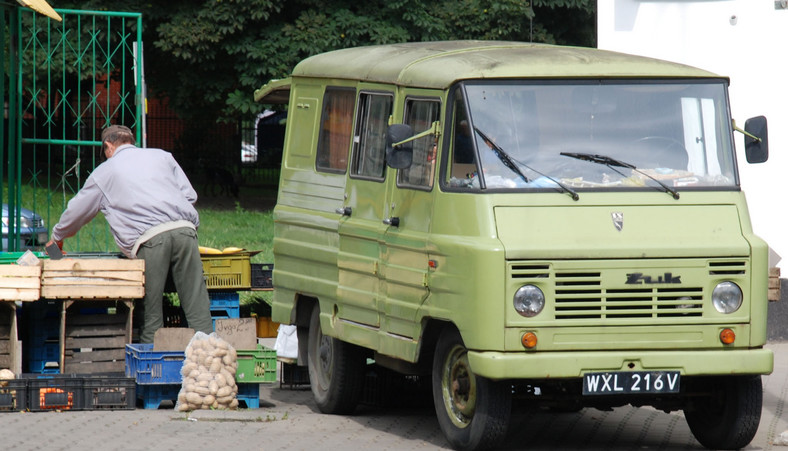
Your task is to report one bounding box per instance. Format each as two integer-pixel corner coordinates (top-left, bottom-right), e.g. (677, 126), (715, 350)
(291, 41), (721, 88)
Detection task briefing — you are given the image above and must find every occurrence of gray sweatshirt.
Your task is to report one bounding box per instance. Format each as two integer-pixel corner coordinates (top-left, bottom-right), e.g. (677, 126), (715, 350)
(51, 144), (200, 257)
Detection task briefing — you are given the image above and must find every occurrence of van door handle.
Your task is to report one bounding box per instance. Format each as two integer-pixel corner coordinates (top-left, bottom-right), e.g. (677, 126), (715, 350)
(335, 207), (352, 217)
(383, 217), (400, 227)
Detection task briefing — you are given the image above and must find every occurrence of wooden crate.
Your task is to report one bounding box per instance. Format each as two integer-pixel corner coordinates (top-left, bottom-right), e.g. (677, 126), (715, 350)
(62, 300), (134, 374)
(0, 302), (21, 374)
(41, 259), (144, 299)
(769, 267), (782, 302)
(0, 264), (41, 301)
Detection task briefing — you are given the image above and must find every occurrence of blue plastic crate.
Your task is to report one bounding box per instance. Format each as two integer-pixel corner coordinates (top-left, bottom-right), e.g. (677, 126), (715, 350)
(28, 359), (60, 374)
(236, 382), (259, 409)
(136, 383), (180, 409)
(28, 341), (59, 363)
(125, 343), (185, 385)
(209, 291), (240, 307)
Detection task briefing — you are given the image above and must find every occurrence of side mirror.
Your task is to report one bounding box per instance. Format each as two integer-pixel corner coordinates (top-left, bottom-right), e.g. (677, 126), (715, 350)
(386, 124), (414, 169)
(744, 116), (768, 163)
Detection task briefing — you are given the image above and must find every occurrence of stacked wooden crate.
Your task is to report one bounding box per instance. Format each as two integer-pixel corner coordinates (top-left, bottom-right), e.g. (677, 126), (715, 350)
(0, 264), (41, 374)
(41, 259), (144, 374)
(769, 267), (782, 302)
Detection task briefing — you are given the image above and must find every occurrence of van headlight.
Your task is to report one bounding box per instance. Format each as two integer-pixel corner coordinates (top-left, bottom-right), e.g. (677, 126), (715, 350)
(712, 282), (743, 314)
(514, 285), (545, 317)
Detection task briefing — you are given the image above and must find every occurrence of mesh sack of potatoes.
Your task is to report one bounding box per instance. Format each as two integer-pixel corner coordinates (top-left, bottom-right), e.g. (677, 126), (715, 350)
(176, 332), (239, 411)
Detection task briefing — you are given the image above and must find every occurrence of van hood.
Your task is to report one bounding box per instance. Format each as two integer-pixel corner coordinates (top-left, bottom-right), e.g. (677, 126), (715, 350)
(494, 205), (750, 260)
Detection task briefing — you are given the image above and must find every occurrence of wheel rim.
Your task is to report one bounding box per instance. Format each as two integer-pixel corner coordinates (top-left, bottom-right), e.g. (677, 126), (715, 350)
(441, 343), (477, 428)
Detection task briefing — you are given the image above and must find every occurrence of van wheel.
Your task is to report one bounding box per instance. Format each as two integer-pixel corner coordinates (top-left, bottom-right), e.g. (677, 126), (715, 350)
(684, 375), (762, 450)
(307, 305), (363, 414)
(432, 328), (511, 451)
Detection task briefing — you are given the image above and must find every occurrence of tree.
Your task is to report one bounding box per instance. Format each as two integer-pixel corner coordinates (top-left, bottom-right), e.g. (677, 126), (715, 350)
(51, 0), (595, 122)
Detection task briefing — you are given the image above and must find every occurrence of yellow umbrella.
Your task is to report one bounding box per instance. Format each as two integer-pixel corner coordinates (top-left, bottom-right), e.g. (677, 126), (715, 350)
(16, 0), (62, 22)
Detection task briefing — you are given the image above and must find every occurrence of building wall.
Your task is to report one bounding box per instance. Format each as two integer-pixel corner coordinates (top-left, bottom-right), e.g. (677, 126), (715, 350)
(598, 0), (788, 267)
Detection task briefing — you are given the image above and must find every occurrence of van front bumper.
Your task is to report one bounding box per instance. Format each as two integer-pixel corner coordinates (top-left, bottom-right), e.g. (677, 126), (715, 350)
(467, 348), (774, 380)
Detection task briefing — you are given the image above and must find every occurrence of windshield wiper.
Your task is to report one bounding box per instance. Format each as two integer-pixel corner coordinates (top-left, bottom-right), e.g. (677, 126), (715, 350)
(560, 152), (680, 200)
(474, 127), (529, 184)
(474, 127), (579, 201)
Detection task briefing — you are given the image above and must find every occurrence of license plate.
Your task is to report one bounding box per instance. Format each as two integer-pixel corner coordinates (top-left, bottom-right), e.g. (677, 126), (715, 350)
(582, 371), (680, 395)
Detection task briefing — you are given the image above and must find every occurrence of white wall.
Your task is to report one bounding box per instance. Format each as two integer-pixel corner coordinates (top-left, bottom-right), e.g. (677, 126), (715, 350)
(598, 0), (787, 267)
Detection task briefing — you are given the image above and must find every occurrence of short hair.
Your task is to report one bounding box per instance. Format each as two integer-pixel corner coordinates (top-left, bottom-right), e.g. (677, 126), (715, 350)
(101, 125), (135, 146)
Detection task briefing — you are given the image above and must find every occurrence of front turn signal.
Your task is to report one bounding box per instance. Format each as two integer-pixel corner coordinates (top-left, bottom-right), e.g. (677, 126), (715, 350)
(720, 328), (735, 345)
(521, 332), (538, 349)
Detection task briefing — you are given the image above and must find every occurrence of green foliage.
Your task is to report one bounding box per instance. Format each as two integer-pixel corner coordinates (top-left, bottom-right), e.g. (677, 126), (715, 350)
(49, 0), (595, 125)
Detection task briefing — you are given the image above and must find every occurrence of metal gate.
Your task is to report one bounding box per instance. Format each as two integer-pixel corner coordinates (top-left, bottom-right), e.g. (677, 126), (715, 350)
(1, 6), (143, 252)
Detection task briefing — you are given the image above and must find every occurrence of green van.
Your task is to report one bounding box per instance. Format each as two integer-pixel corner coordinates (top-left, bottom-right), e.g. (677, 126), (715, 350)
(255, 41), (772, 450)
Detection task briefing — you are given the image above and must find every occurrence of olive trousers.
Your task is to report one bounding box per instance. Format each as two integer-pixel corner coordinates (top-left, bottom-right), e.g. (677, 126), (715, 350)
(136, 227), (213, 343)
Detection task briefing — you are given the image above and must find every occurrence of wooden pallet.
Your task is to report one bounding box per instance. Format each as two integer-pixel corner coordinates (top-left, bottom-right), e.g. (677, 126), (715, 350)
(0, 264), (41, 301)
(41, 259), (144, 299)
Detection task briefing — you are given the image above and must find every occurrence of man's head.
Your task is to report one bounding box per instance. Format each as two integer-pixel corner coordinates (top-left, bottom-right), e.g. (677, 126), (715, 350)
(101, 125), (135, 159)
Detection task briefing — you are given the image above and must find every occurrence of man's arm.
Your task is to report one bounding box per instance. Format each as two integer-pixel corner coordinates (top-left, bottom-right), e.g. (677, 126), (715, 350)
(50, 178), (103, 242)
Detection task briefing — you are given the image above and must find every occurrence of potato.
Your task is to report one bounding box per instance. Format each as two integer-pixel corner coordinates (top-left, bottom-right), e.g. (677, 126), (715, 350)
(229, 398), (239, 409)
(202, 394), (216, 406)
(216, 385), (232, 398)
(186, 392), (203, 405)
(183, 383), (196, 394)
(208, 380), (219, 395)
(216, 394), (233, 404)
(194, 385), (210, 396)
(197, 372), (214, 383)
(209, 359), (222, 374)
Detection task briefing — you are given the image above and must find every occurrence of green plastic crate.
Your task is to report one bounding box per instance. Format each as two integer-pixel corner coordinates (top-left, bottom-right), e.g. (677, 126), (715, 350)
(236, 345), (277, 383)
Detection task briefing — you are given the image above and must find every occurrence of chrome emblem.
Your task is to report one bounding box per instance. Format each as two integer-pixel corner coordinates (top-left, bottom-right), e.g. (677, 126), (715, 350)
(611, 212), (624, 232)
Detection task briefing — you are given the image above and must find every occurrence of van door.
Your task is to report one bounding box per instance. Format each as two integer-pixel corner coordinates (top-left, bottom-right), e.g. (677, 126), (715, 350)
(336, 89), (394, 329)
(380, 96), (441, 341)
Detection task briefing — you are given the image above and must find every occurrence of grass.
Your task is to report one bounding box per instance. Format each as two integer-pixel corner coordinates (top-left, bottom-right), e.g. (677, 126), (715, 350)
(7, 182), (276, 311)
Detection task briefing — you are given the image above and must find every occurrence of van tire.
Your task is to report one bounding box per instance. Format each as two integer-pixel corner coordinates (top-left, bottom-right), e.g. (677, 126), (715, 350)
(307, 305), (363, 414)
(432, 328), (511, 451)
(683, 375), (762, 450)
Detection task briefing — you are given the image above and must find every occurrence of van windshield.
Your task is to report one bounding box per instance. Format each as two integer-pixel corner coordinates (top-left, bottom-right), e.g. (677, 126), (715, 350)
(448, 80), (737, 192)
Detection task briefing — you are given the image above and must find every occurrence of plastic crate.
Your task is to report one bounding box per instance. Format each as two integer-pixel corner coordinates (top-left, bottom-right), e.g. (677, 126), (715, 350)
(0, 379), (28, 411)
(251, 263), (273, 289)
(201, 255), (251, 290)
(136, 383), (180, 409)
(280, 362), (310, 388)
(125, 343), (185, 385)
(26, 374), (83, 411)
(29, 341), (59, 363)
(0, 251), (48, 264)
(236, 345), (277, 383)
(236, 382), (259, 409)
(83, 376), (136, 410)
(28, 359), (60, 374)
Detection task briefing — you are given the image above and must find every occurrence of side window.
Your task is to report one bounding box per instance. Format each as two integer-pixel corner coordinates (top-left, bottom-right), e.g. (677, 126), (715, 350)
(450, 90), (478, 183)
(316, 88), (355, 172)
(398, 98), (440, 189)
(351, 93), (393, 179)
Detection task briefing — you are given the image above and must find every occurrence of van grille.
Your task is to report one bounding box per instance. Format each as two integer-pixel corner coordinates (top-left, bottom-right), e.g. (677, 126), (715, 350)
(509, 261), (750, 321)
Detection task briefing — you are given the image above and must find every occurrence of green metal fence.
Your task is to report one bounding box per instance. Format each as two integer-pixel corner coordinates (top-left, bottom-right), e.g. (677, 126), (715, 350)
(1, 7), (143, 252)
